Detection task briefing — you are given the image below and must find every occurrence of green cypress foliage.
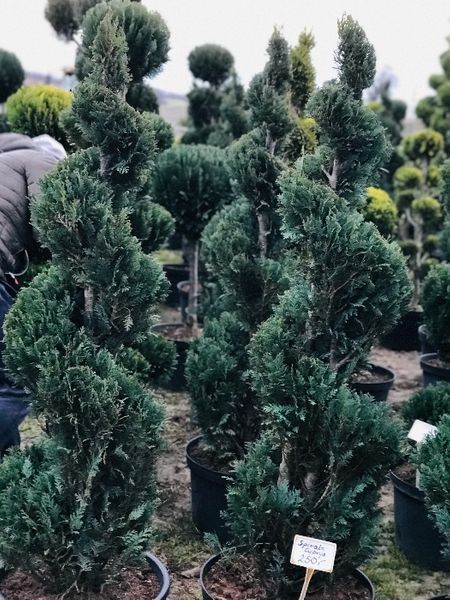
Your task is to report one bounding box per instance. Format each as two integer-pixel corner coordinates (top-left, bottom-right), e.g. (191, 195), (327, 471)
(0, 7), (172, 595)
(185, 32), (294, 465)
(224, 17), (409, 595)
(394, 129), (444, 305)
(417, 414), (450, 559)
(0, 49), (24, 104)
(182, 44), (249, 146)
(74, 0), (168, 115)
(416, 35), (450, 154)
(290, 31), (315, 114)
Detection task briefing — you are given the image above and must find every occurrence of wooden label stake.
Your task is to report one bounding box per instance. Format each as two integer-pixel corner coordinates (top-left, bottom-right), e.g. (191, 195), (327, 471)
(299, 567), (315, 600)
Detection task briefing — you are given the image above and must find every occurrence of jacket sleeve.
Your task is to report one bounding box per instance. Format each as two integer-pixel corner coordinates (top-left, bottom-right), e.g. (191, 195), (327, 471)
(0, 149), (58, 278)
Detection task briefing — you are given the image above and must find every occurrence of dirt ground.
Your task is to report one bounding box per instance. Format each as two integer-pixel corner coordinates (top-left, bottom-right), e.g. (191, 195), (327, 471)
(18, 344), (450, 600)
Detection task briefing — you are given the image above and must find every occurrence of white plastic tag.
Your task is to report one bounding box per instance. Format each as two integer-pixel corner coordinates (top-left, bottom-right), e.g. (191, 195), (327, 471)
(290, 535), (337, 573)
(408, 419), (438, 444)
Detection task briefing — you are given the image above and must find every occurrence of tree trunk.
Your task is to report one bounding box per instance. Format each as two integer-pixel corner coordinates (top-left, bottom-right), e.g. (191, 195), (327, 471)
(257, 210), (270, 258)
(84, 286), (94, 326)
(186, 239), (199, 336)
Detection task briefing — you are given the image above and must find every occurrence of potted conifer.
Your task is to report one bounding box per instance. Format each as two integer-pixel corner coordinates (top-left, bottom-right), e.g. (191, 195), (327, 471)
(185, 28), (296, 539)
(200, 16), (411, 598)
(391, 384), (450, 572)
(421, 263), (450, 386)
(151, 143), (233, 389)
(0, 5), (171, 598)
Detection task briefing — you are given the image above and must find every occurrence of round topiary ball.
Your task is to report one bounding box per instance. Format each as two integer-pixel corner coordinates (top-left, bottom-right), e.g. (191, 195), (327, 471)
(75, 0), (170, 82)
(188, 44), (234, 87)
(0, 49), (24, 104)
(6, 84), (72, 144)
(363, 186), (398, 237)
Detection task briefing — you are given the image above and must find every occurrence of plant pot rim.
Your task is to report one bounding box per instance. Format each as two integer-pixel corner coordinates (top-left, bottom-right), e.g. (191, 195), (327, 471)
(0, 554), (169, 600)
(186, 435), (229, 484)
(177, 280), (203, 293)
(144, 552), (171, 600)
(390, 469), (424, 502)
(162, 262), (187, 269)
(426, 596), (450, 599)
(420, 353), (450, 374)
(199, 554), (375, 600)
(353, 363), (395, 388)
(151, 322), (193, 348)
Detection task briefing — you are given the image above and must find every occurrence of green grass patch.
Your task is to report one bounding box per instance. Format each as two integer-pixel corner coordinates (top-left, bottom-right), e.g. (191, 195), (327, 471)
(153, 249), (183, 265)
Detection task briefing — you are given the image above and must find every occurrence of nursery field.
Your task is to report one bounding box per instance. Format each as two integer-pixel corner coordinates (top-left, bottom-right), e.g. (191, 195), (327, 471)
(3, 1), (450, 598)
(19, 341), (450, 600)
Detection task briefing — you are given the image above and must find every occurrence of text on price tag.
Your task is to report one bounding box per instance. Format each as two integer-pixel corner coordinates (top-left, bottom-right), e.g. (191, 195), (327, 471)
(408, 419), (438, 444)
(290, 535), (337, 573)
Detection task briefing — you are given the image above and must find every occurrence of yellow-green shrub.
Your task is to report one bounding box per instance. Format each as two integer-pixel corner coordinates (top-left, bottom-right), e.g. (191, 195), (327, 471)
(363, 186), (398, 236)
(6, 84), (72, 145)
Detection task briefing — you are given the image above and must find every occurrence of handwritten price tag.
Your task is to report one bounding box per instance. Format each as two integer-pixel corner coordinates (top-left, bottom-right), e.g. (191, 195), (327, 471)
(408, 420), (438, 444)
(290, 535), (337, 573)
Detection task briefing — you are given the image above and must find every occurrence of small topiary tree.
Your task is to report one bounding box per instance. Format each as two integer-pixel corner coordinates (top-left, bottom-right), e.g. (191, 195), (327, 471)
(417, 414), (450, 559)
(0, 5), (173, 595)
(152, 144), (232, 334)
(6, 84), (72, 145)
(362, 186), (398, 237)
(182, 44), (248, 146)
(45, 0), (141, 45)
(367, 72), (407, 192)
(285, 30), (318, 160)
(416, 35), (450, 154)
(423, 264), (450, 363)
(402, 382), (450, 427)
(185, 31), (294, 466)
(0, 49), (24, 105)
(45, 0), (80, 43)
(394, 129), (445, 305)
(223, 16), (409, 596)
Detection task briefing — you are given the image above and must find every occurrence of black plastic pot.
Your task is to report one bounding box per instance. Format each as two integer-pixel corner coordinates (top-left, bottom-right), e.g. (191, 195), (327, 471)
(418, 324), (436, 355)
(350, 364), (395, 402)
(391, 471), (450, 571)
(186, 436), (229, 542)
(380, 309), (422, 351)
(163, 264), (189, 307)
(427, 597), (450, 600)
(151, 322), (190, 391)
(0, 554), (169, 600)
(144, 552), (171, 600)
(200, 554), (376, 600)
(420, 353), (450, 388)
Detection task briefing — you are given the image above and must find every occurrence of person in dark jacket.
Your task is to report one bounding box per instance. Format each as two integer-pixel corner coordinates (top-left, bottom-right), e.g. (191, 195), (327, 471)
(0, 133), (62, 458)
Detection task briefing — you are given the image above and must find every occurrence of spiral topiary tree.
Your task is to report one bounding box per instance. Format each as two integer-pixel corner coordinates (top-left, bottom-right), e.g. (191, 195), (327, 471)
(0, 6), (173, 595)
(223, 16), (410, 597)
(185, 30), (294, 466)
(182, 43), (249, 147)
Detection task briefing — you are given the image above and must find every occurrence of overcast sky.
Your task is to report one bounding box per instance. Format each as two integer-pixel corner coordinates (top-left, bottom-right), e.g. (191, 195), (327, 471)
(1, 0), (450, 112)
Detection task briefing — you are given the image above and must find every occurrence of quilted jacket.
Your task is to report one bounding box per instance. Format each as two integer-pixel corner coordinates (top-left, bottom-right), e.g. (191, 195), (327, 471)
(0, 132), (59, 279)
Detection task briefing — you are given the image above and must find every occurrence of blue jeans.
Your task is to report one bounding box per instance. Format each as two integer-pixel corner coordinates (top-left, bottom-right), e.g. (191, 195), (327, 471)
(0, 281), (30, 458)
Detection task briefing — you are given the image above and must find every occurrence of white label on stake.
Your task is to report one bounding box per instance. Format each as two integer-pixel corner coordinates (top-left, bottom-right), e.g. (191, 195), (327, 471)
(290, 535), (337, 573)
(408, 419), (438, 443)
